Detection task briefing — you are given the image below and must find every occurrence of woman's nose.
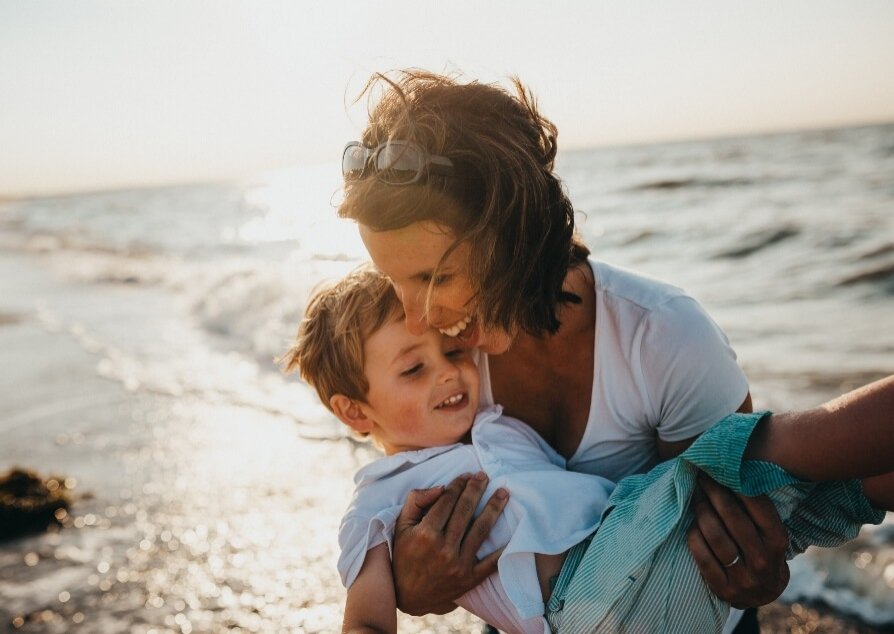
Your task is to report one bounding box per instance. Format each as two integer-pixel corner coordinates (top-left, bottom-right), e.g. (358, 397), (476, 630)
(399, 291), (429, 335)
(404, 310), (428, 335)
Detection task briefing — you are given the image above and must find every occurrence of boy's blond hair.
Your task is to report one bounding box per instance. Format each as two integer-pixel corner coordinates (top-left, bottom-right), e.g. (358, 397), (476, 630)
(281, 265), (403, 411)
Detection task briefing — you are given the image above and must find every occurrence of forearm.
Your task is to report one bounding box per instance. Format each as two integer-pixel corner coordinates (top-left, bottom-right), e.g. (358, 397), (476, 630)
(744, 375), (894, 481)
(343, 544), (398, 634)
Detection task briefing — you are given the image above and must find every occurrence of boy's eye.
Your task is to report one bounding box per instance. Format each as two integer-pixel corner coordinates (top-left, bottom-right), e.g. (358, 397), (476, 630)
(401, 363), (423, 377)
(445, 348), (465, 359)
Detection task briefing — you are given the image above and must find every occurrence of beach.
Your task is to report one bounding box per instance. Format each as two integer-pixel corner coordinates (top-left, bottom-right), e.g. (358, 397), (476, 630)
(0, 245), (477, 633)
(1, 123), (892, 632)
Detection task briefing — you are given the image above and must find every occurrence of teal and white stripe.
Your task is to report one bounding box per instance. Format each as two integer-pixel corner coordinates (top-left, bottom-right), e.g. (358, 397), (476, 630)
(550, 412), (884, 633)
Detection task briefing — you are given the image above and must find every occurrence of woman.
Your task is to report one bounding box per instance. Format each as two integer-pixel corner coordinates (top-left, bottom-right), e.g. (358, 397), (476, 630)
(337, 70), (789, 631)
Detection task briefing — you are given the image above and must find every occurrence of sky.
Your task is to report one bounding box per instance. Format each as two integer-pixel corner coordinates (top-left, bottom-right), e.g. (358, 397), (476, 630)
(1, 0), (893, 196)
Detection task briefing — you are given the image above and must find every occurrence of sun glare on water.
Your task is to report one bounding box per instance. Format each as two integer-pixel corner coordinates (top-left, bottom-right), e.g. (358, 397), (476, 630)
(236, 164), (367, 262)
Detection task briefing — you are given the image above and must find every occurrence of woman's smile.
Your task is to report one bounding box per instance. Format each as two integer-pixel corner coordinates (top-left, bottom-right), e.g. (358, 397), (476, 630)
(358, 222), (514, 354)
(438, 314), (472, 337)
(359, 222), (474, 327)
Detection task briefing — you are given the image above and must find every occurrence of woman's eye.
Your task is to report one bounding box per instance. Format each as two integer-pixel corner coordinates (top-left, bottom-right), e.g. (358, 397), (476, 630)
(401, 363), (423, 377)
(421, 273), (450, 286)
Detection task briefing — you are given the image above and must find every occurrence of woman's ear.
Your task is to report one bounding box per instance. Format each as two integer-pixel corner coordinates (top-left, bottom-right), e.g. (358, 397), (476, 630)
(330, 394), (373, 434)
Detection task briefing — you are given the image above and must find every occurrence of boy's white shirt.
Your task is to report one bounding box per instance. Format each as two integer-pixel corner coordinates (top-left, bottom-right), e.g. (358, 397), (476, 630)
(338, 406), (615, 634)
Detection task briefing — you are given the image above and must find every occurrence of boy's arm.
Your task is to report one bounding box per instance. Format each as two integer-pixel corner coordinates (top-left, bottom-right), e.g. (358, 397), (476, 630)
(744, 375), (894, 484)
(343, 543), (398, 634)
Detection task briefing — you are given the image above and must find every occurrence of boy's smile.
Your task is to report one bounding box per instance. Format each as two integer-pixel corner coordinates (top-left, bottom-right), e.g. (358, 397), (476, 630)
(356, 315), (480, 455)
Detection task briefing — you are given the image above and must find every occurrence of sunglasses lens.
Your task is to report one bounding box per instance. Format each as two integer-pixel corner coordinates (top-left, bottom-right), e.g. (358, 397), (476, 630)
(376, 143), (423, 184)
(342, 144), (368, 179)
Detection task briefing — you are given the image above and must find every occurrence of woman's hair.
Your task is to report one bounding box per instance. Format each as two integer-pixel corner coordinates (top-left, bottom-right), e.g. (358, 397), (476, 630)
(339, 69), (589, 336)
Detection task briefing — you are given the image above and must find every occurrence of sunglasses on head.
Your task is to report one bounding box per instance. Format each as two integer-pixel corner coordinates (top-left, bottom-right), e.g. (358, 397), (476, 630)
(342, 140), (454, 185)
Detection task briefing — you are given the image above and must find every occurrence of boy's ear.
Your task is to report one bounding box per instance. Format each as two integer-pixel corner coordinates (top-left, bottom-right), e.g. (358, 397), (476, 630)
(330, 394), (373, 434)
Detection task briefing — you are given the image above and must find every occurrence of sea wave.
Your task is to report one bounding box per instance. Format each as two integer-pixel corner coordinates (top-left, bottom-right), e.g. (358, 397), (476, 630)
(837, 262), (894, 293)
(713, 226), (801, 259)
(628, 176), (756, 191)
(784, 519), (894, 627)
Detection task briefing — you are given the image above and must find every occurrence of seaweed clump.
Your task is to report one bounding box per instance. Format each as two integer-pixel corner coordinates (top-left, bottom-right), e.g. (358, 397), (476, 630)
(0, 468), (74, 541)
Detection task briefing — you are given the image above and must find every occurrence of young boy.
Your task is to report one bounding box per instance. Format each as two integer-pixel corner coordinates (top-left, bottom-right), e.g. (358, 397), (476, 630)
(282, 266), (892, 634)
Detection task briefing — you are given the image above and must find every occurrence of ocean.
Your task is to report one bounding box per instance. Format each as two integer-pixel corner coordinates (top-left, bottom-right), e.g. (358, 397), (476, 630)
(1, 122), (892, 632)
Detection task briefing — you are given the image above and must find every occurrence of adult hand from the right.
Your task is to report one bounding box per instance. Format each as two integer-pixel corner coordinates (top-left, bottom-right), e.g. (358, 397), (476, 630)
(687, 473), (790, 609)
(391, 472), (509, 616)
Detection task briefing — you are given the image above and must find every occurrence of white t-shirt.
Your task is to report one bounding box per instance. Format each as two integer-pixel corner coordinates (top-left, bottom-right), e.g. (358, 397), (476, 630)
(479, 259), (750, 482)
(338, 406), (615, 634)
(478, 259), (750, 632)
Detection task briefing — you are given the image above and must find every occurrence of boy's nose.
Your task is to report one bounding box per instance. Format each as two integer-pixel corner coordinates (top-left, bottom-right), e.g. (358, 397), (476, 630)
(437, 359), (460, 383)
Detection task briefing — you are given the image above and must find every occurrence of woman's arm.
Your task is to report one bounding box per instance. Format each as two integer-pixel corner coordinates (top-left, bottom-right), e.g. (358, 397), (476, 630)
(744, 375), (894, 491)
(686, 375), (894, 608)
(343, 544), (398, 634)
(391, 473), (509, 615)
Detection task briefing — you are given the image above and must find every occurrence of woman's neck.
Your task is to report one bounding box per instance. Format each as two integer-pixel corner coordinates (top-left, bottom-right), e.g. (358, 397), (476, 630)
(487, 260), (597, 458)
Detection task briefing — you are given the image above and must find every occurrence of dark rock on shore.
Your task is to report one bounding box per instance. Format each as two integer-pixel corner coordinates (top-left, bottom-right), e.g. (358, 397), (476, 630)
(0, 468), (73, 541)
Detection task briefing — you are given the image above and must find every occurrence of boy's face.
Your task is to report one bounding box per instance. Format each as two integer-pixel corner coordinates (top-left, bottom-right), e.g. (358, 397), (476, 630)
(358, 315), (480, 454)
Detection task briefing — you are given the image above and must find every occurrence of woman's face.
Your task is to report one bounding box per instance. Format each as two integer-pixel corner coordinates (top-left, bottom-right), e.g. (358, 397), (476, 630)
(359, 221), (513, 355)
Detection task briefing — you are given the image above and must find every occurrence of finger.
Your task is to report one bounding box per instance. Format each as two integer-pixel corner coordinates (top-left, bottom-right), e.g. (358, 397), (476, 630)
(691, 492), (740, 568)
(460, 487), (509, 559)
(686, 523), (730, 599)
(736, 493), (789, 555)
(471, 545), (505, 583)
(697, 476), (764, 565)
(395, 486), (445, 529)
(444, 472), (489, 544)
(419, 473), (473, 531)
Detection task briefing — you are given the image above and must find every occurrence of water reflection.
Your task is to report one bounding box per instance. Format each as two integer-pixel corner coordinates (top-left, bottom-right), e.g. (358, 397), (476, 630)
(1, 391), (482, 632)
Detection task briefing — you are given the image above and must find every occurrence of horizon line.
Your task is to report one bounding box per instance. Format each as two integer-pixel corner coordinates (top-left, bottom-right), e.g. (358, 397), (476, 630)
(3, 117), (892, 201)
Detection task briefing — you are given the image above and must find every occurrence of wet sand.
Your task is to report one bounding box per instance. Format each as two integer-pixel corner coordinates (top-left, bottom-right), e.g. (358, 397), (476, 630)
(0, 247), (890, 633)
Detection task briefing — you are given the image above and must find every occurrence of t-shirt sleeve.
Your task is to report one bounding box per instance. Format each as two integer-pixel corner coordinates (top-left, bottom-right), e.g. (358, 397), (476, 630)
(337, 509), (396, 589)
(636, 295), (749, 442)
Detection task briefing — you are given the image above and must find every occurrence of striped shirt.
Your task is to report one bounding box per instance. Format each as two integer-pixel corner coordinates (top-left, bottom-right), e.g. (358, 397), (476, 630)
(548, 412), (885, 633)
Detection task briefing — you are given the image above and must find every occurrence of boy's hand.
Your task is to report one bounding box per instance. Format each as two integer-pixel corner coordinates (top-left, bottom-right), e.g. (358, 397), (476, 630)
(391, 472), (509, 616)
(687, 473), (790, 609)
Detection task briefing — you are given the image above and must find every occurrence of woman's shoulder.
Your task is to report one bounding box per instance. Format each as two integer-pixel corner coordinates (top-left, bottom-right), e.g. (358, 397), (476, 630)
(588, 259), (688, 313)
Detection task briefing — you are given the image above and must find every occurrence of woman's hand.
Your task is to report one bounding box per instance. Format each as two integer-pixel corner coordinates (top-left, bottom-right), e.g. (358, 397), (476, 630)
(391, 472), (509, 616)
(686, 473), (790, 609)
